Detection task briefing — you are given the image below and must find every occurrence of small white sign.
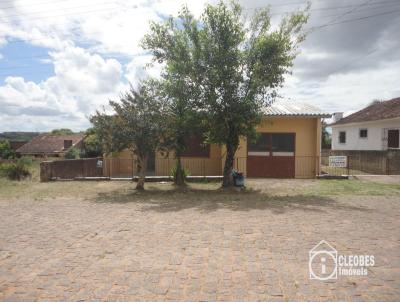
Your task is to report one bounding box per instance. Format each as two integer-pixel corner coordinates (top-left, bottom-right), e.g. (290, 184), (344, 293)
(329, 156), (347, 168)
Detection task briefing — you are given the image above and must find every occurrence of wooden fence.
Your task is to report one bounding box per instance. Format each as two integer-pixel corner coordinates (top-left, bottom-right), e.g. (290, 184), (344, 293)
(40, 158), (103, 181)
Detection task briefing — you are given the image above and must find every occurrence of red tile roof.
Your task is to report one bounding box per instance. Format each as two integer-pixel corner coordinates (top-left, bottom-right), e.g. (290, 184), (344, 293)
(16, 134), (84, 155)
(331, 97), (400, 126)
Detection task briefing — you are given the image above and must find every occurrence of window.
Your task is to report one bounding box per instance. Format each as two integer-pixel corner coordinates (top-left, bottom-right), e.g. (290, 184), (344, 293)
(339, 131), (346, 144)
(181, 135), (210, 157)
(271, 133), (295, 154)
(359, 129), (368, 138)
(388, 129), (399, 149)
(248, 133), (295, 156)
(248, 133), (269, 156)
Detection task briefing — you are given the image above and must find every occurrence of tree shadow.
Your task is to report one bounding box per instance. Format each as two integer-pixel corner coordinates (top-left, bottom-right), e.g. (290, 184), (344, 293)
(93, 185), (371, 215)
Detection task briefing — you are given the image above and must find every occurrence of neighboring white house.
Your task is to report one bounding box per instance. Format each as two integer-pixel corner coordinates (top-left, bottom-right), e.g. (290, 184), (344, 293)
(330, 97), (400, 151)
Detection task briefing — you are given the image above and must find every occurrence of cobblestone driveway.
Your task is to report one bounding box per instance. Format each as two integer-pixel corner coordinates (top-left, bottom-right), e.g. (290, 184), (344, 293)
(0, 185), (399, 301)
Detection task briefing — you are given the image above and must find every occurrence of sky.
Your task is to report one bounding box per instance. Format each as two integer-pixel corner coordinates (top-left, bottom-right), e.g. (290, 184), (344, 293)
(0, 0), (399, 132)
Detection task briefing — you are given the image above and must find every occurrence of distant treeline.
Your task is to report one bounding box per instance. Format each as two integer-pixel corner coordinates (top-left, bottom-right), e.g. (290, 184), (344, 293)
(0, 132), (41, 142)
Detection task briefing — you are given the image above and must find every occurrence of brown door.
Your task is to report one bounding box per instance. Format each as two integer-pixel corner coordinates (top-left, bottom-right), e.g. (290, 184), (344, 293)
(247, 133), (295, 178)
(388, 130), (399, 148)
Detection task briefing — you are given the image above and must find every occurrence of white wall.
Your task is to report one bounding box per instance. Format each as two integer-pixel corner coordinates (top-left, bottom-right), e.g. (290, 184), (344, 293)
(331, 118), (400, 150)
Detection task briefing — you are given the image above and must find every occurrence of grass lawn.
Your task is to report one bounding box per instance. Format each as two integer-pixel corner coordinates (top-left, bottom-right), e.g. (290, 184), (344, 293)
(1, 168), (399, 202)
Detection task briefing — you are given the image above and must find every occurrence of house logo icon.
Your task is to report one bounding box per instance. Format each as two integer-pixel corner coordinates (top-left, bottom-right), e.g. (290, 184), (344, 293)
(309, 240), (338, 280)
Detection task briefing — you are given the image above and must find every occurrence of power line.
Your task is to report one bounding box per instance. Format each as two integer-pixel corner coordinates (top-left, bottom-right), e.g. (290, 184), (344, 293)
(1, 3), (399, 73)
(0, 0), (103, 10)
(2, 4), (398, 48)
(0, 5), (138, 24)
(3, 0), (397, 21)
(328, 47), (380, 75)
(0, 1), (123, 20)
(1, 0), (399, 24)
(324, 0), (375, 24)
(308, 8), (400, 31)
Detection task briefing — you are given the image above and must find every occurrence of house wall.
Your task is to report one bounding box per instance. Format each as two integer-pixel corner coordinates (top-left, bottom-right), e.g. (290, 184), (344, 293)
(246, 117), (320, 178)
(104, 117), (322, 178)
(331, 117), (400, 151)
(155, 144), (222, 176)
(103, 149), (137, 177)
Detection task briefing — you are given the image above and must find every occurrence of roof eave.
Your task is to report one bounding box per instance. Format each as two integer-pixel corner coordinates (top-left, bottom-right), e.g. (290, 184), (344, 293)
(330, 116), (400, 127)
(264, 114), (331, 118)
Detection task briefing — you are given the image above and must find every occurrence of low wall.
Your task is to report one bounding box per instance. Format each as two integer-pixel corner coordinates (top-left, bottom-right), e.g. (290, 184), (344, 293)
(40, 158), (103, 181)
(321, 149), (400, 175)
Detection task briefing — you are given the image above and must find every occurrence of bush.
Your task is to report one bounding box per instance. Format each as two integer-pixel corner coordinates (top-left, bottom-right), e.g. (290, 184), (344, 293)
(0, 159), (32, 180)
(0, 139), (15, 159)
(65, 147), (81, 159)
(170, 165), (190, 180)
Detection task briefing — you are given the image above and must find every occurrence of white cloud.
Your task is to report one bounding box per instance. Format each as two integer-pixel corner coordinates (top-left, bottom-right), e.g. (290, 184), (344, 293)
(281, 59), (400, 114)
(0, 0), (399, 131)
(0, 46), (125, 131)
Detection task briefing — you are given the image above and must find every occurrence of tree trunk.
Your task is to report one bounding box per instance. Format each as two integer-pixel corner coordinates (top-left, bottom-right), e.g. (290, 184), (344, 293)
(174, 156), (185, 187)
(136, 155), (147, 190)
(222, 133), (239, 188)
(222, 144), (236, 187)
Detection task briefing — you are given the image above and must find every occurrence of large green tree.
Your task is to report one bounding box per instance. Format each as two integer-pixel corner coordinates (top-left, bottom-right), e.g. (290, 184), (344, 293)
(83, 128), (103, 158)
(159, 78), (203, 186)
(50, 128), (74, 135)
(143, 1), (308, 187)
(0, 140), (15, 159)
(90, 81), (166, 190)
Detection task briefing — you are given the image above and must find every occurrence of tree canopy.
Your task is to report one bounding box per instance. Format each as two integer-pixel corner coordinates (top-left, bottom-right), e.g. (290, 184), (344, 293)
(50, 128), (74, 135)
(90, 81), (166, 190)
(142, 1), (309, 186)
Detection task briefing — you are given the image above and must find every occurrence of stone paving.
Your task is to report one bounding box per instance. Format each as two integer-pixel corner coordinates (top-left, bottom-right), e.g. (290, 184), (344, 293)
(0, 189), (399, 301)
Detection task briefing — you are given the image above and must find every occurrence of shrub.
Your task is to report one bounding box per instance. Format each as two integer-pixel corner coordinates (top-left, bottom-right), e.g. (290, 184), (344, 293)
(0, 139), (15, 159)
(170, 165), (190, 180)
(65, 147), (81, 159)
(0, 159), (31, 180)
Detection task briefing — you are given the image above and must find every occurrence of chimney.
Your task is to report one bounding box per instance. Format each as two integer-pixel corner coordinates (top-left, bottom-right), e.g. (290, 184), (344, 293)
(332, 112), (343, 123)
(64, 140), (73, 150)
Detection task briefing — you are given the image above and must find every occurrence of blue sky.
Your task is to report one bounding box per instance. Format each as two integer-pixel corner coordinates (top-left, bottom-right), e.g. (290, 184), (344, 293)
(1, 0), (400, 132)
(0, 42), (54, 83)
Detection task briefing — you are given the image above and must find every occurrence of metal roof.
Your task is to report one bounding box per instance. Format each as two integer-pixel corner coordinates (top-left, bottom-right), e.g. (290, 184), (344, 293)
(262, 101), (331, 117)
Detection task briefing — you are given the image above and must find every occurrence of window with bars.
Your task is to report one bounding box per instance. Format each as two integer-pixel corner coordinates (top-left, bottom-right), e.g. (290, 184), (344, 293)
(248, 133), (295, 156)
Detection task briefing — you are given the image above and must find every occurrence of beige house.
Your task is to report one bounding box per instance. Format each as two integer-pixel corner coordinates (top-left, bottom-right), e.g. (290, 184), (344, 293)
(104, 101), (330, 178)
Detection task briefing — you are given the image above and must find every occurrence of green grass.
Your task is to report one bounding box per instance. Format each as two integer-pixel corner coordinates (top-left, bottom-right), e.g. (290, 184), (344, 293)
(309, 179), (400, 196)
(0, 161), (399, 201)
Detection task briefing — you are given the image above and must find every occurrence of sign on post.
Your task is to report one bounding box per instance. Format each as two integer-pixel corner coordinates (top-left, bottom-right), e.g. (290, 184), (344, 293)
(329, 156), (347, 168)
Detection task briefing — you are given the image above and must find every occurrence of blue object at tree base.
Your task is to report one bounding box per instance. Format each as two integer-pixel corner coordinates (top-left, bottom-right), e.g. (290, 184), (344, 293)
(232, 169), (245, 187)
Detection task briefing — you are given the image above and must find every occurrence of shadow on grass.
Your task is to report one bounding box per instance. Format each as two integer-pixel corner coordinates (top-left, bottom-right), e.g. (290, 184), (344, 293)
(93, 185), (371, 214)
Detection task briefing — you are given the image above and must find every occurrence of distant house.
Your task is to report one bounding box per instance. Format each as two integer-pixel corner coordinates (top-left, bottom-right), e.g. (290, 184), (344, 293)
(9, 141), (28, 152)
(105, 101), (330, 178)
(16, 134), (84, 157)
(330, 97), (400, 151)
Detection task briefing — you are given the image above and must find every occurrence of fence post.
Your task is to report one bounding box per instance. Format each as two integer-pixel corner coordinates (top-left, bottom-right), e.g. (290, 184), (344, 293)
(347, 156), (350, 176)
(81, 159), (85, 178)
(131, 157), (135, 180)
(386, 157), (390, 175)
(40, 161), (52, 182)
(109, 158), (112, 178)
